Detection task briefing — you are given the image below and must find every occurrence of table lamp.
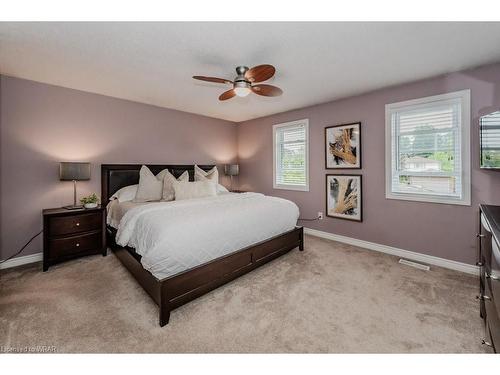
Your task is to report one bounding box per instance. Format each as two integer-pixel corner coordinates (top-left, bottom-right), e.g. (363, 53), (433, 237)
(224, 164), (239, 191)
(60, 162), (91, 209)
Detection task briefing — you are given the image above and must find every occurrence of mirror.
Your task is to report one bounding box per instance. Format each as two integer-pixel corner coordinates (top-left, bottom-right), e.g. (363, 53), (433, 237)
(480, 111), (500, 169)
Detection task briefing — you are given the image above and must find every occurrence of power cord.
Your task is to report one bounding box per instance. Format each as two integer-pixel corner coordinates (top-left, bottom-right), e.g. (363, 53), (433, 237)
(298, 216), (321, 222)
(0, 230), (43, 264)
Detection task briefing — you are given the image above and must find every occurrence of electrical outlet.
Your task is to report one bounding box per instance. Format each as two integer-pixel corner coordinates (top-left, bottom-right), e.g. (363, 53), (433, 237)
(318, 212), (323, 220)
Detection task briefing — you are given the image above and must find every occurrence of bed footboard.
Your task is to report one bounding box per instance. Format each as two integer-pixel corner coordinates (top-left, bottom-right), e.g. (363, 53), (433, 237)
(109, 226), (304, 327)
(157, 226), (303, 326)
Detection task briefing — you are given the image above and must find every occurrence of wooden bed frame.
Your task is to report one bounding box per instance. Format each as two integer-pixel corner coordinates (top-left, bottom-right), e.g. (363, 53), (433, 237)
(101, 164), (304, 327)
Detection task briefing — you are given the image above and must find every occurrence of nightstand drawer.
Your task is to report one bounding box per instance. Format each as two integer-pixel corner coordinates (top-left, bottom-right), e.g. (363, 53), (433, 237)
(49, 213), (101, 236)
(43, 206), (106, 271)
(48, 231), (102, 259)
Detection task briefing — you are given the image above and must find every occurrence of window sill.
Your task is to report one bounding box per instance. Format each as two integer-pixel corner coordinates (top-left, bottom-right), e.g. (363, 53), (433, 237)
(385, 192), (471, 206)
(273, 184), (309, 192)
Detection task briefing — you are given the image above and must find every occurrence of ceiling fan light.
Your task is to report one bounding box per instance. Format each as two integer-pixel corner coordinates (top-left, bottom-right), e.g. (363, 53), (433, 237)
(234, 87), (251, 97)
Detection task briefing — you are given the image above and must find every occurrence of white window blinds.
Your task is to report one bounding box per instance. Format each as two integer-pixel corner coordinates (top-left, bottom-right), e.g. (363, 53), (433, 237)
(273, 119), (309, 191)
(386, 90), (470, 205)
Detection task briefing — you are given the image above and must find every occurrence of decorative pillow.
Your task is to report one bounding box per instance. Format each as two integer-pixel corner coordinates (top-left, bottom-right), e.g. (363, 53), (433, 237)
(194, 165), (219, 184)
(134, 166), (167, 202)
(110, 184), (138, 202)
(162, 170), (189, 201)
(173, 180), (217, 201)
(155, 168), (170, 181)
(216, 184), (229, 193)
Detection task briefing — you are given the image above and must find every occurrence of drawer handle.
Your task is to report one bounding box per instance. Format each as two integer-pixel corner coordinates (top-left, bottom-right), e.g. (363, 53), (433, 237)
(477, 234), (486, 238)
(76, 223), (80, 227)
(76, 243), (80, 247)
(476, 261), (483, 266)
(482, 339), (493, 347)
(477, 294), (491, 301)
(486, 273), (500, 281)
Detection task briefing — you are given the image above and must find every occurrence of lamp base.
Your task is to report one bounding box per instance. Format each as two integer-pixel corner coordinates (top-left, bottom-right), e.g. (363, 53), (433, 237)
(62, 205), (84, 210)
(63, 180), (82, 210)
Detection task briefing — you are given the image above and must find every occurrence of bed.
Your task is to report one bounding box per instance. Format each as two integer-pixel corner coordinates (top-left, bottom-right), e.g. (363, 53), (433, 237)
(101, 164), (304, 326)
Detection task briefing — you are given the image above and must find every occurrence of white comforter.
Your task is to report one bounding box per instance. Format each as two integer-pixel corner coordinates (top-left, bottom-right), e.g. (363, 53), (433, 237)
(115, 193), (299, 279)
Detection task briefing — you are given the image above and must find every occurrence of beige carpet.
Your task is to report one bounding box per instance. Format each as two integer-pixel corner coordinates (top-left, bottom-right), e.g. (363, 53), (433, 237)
(0, 235), (487, 353)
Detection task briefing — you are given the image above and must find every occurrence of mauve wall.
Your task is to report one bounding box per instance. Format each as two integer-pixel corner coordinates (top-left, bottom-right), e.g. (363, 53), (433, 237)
(0, 76), (237, 261)
(237, 63), (500, 265)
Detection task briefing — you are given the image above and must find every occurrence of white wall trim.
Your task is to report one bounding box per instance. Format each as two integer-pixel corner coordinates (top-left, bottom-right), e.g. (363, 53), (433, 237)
(1, 230), (479, 275)
(304, 227), (478, 275)
(0, 252), (42, 270)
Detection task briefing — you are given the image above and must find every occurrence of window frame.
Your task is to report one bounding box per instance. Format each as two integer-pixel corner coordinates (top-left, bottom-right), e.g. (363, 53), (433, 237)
(385, 90), (471, 206)
(273, 119), (310, 192)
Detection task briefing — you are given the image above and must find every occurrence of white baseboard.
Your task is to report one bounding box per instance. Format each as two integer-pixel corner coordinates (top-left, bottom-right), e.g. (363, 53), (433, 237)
(1, 230), (478, 275)
(304, 227), (479, 275)
(0, 252), (42, 270)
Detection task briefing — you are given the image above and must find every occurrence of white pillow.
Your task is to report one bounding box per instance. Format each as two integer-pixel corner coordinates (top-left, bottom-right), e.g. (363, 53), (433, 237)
(155, 168), (170, 181)
(194, 165), (219, 184)
(134, 166), (168, 202)
(173, 180), (217, 201)
(162, 170), (189, 201)
(110, 184), (138, 202)
(217, 184), (229, 193)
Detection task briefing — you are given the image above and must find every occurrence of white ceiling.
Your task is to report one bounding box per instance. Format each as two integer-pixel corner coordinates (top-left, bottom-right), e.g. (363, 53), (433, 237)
(1, 22), (500, 122)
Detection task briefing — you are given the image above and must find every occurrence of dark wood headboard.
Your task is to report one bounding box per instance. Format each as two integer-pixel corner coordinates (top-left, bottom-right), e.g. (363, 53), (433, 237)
(101, 164), (216, 203)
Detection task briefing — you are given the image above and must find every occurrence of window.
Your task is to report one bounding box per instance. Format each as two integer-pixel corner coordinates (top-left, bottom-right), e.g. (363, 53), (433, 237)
(273, 119), (309, 191)
(385, 90), (471, 205)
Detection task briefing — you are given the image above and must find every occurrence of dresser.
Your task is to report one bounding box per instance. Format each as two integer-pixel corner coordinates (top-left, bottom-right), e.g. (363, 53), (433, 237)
(478, 204), (500, 352)
(43, 206), (106, 271)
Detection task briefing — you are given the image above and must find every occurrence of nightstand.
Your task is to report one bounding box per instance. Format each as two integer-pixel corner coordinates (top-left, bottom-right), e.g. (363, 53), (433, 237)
(42, 206), (106, 271)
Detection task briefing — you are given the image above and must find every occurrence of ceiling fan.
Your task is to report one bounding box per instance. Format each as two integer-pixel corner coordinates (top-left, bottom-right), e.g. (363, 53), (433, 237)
(193, 64), (283, 101)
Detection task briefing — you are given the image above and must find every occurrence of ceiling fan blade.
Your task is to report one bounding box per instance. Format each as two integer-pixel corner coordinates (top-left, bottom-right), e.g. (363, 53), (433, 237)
(219, 89), (236, 101)
(251, 84), (283, 97)
(193, 76), (233, 85)
(245, 64), (276, 83)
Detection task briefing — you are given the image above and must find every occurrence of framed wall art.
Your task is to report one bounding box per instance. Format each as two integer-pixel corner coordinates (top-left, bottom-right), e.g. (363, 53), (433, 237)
(325, 122), (361, 169)
(326, 174), (362, 222)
